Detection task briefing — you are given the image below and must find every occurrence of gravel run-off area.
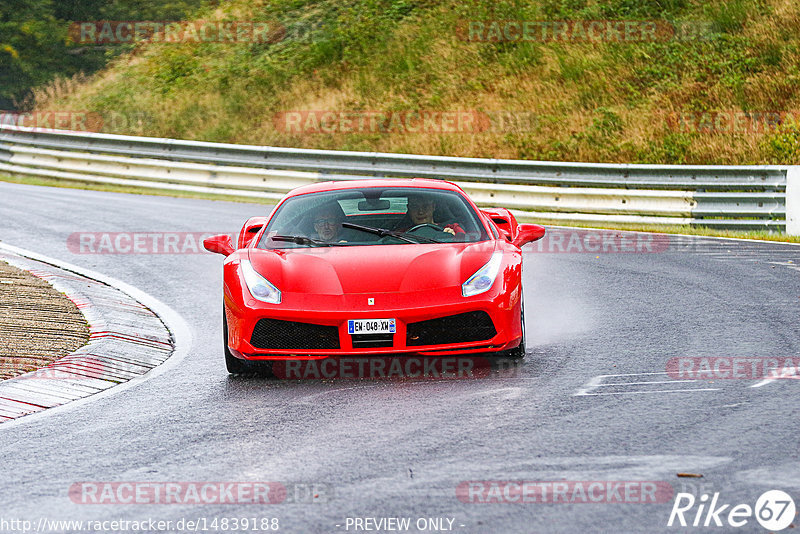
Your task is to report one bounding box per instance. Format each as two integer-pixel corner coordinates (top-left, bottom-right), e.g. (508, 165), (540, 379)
(0, 261), (89, 380)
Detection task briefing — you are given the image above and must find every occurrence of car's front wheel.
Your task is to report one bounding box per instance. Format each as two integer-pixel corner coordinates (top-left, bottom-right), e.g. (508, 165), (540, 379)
(501, 292), (526, 360)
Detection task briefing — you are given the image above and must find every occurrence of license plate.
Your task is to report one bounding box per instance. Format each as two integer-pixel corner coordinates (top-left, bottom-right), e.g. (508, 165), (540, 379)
(348, 318), (396, 335)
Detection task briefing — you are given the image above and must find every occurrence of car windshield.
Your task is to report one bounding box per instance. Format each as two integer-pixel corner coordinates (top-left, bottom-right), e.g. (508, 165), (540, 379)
(257, 187), (490, 249)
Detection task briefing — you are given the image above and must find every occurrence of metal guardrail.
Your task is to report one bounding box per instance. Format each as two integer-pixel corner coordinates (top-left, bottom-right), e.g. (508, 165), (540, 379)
(0, 124), (796, 232)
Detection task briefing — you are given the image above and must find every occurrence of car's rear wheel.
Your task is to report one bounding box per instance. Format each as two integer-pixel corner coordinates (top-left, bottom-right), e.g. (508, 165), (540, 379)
(223, 307), (272, 376)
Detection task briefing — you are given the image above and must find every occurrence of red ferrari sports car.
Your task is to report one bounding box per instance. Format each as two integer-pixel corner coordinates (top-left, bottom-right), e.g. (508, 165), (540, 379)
(204, 179), (545, 374)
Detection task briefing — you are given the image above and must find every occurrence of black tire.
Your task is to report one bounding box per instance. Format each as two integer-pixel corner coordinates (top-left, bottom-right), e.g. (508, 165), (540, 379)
(223, 308), (272, 376)
(501, 292), (526, 360)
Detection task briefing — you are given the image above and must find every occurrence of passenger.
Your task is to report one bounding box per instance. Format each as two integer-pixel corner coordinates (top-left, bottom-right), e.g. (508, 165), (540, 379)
(395, 194), (464, 236)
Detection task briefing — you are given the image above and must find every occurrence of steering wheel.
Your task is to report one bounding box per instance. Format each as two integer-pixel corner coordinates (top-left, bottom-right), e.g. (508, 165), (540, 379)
(406, 223), (445, 233)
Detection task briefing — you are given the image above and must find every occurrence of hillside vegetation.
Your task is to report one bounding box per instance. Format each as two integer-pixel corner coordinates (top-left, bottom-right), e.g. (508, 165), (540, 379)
(0, 0), (205, 109)
(32, 0), (800, 164)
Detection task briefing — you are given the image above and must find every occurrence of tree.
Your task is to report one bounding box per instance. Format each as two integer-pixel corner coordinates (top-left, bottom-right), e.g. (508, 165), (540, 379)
(0, 0), (207, 109)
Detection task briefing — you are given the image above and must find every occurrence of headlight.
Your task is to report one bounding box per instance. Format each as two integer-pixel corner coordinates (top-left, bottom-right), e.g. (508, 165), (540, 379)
(462, 251), (503, 297)
(241, 259), (281, 304)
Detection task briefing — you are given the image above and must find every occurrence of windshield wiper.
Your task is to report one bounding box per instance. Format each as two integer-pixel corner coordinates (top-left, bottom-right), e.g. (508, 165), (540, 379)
(271, 235), (333, 247)
(342, 222), (440, 244)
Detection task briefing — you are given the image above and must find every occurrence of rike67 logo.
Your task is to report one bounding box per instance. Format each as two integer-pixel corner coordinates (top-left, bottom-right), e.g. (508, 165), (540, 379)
(668, 490), (796, 530)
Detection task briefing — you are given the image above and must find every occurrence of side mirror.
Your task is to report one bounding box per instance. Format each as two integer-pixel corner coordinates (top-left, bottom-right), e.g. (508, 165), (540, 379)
(203, 234), (235, 256)
(513, 224), (546, 248)
(238, 216), (268, 249)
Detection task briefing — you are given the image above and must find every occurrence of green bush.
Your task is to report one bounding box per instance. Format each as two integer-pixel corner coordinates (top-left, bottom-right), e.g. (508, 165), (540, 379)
(765, 121), (800, 164)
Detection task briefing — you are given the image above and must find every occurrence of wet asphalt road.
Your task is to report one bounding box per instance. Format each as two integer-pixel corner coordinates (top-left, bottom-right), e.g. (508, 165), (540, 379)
(0, 180), (799, 534)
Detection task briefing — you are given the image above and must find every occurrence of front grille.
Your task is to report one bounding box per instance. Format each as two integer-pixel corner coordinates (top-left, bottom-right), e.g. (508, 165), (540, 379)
(406, 311), (496, 347)
(352, 334), (394, 348)
(251, 318), (340, 350)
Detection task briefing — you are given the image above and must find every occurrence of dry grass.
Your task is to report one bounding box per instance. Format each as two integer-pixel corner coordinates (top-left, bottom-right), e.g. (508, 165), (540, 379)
(28, 74), (88, 111)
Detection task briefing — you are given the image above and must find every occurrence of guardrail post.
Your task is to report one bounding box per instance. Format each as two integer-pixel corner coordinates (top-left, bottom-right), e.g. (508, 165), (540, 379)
(788, 166), (800, 236)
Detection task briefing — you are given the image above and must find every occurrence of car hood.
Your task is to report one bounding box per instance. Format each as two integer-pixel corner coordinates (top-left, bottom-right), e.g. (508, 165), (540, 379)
(247, 243), (496, 295)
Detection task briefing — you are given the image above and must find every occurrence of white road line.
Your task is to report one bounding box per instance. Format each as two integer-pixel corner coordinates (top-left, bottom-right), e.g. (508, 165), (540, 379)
(573, 374), (605, 396)
(594, 380), (698, 387)
(575, 388), (720, 396)
(766, 261), (800, 272)
(750, 365), (799, 388)
(575, 371), (718, 396)
(593, 371), (670, 377)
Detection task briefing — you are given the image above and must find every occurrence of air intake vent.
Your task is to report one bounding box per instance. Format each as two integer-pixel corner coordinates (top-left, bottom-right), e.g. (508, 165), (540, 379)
(406, 311), (496, 346)
(251, 319), (340, 350)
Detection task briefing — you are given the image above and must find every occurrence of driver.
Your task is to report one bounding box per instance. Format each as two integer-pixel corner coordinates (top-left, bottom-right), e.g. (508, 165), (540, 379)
(395, 194), (464, 235)
(309, 201), (347, 242)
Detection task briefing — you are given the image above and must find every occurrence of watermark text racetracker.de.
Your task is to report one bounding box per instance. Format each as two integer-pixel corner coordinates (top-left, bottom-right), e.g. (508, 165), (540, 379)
(274, 110), (490, 135)
(666, 357), (800, 380)
(665, 110), (800, 135)
(68, 229), (676, 255)
(528, 228), (671, 254)
(456, 481), (674, 503)
(272, 110), (541, 135)
(0, 111), (103, 133)
(456, 19), (713, 43)
(67, 232), (234, 254)
(0, 517), (281, 532)
(68, 229), (714, 256)
(69, 481), (330, 504)
(69, 21), (283, 45)
(1, 110), (157, 133)
(271, 356), (522, 380)
(68, 20), (325, 46)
